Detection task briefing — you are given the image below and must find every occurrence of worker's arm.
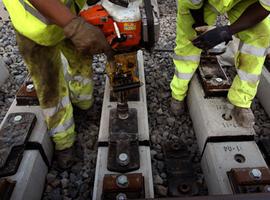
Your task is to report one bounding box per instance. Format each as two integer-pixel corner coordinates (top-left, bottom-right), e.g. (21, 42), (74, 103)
(229, 2), (270, 34)
(28, 0), (76, 27)
(28, 0), (113, 56)
(192, 2), (270, 50)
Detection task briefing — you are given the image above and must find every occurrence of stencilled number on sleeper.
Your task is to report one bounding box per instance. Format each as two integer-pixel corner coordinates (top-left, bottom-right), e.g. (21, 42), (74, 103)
(223, 145), (242, 152)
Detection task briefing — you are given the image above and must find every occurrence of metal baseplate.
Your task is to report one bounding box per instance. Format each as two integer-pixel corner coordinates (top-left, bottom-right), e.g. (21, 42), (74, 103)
(93, 51), (153, 200)
(108, 108), (140, 172)
(0, 178), (16, 200)
(0, 112), (36, 177)
(228, 167), (270, 194)
(163, 140), (199, 197)
(16, 75), (39, 106)
(198, 54), (231, 97)
(102, 173), (145, 199)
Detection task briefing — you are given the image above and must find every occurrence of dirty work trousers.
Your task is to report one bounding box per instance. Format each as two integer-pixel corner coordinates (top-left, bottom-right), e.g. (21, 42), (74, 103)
(16, 32), (94, 150)
(171, 0), (270, 108)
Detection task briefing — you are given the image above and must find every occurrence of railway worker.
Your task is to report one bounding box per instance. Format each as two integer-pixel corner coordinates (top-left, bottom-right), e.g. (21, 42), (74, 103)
(3, 0), (112, 169)
(170, 0), (270, 128)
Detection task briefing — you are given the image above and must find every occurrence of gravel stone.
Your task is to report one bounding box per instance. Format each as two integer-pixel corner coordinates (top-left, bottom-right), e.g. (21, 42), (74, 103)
(153, 175), (164, 185)
(155, 185), (168, 197)
(2, 0), (270, 199)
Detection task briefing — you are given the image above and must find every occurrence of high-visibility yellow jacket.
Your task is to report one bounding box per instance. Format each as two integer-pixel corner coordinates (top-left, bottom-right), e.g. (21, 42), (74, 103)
(180, 0), (270, 12)
(3, 0), (86, 46)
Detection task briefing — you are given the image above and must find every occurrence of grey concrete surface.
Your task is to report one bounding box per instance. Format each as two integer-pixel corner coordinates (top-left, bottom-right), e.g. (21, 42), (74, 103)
(92, 146), (154, 200)
(98, 50), (150, 142)
(0, 2), (9, 21)
(201, 141), (267, 195)
(0, 100), (54, 163)
(0, 57), (9, 87)
(0, 99), (53, 199)
(9, 151), (48, 200)
(187, 74), (255, 153)
(257, 67), (270, 118)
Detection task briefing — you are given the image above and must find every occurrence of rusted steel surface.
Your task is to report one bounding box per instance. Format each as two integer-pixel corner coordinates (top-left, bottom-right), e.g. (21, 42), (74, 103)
(198, 55), (231, 97)
(163, 140), (199, 197)
(102, 173), (145, 199)
(16, 76), (39, 106)
(0, 113), (36, 177)
(107, 109), (140, 173)
(139, 192), (270, 200)
(0, 178), (16, 200)
(228, 167), (270, 194)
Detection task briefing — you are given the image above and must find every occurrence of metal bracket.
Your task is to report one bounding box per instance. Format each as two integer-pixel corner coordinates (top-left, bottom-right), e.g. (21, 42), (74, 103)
(0, 178), (16, 200)
(0, 113), (36, 177)
(198, 55), (231, 97)
(102, 173), (144, 200)
(16, 76), (39, 106)
(163, 140), (199, 197)
(228, 167), (270, 194)
(107, 108), (140, 172)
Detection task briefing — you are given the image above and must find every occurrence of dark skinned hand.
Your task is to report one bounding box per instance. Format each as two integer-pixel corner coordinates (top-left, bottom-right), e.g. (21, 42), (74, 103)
(192, 25), (233, 50)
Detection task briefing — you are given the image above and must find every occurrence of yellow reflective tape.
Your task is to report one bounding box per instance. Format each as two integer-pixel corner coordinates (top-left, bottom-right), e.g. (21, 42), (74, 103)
(260, 0), (270, 6)
(174, 69), (194, 80)
(48, 117), (74, 136)
(43, 96), (71, 118)
(190, 0), (203, 5)
(173, 54), (201, 62)
(18, 0), (72, 25)
(72, 76), (92, 85)
(237, 69), (260, 84)
(238, 42), (267, 57)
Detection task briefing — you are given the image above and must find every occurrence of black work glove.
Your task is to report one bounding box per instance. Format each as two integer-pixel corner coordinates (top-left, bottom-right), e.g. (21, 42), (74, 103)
(192, 25), (233, 50)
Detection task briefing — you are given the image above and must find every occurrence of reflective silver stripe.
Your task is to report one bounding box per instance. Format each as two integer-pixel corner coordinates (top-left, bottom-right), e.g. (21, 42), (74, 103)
(72, 76), (93, 85)
(173, 54), (200, 62)
(48, 117), (74, 136)
(190, 0), (202, 5)
(43, 96), (71, 118)
(18, 0), (72, 25)
(260, 0), (270, 6)
(238, 42), (267, 57)
(208, 3), (220, 15)
(174, 69), (194, 80)
(19, 0), (51, 24)
(75, 95), (93, 101)
(237, 69), (260, 84)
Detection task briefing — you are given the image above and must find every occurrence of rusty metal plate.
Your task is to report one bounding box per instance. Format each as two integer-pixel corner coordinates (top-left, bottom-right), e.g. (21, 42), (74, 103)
(102, 173), (144, 199)
(198, 55), (231, 97)
(16, 76), (39, 106)
(163, 140), (199, 197)
(0, 178), (16, 200)
(228, 167), (270, 194)
(0, 113), (36, 177)
(107, 108), (140, 173)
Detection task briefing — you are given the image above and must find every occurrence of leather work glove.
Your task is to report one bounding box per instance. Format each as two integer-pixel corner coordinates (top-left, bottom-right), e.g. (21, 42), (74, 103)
(64, 17), (113, 56)
(192, 25), (233, 50)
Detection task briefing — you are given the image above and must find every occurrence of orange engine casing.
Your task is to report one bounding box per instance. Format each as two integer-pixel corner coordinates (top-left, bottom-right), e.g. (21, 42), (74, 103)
(80, 5), (142, 50)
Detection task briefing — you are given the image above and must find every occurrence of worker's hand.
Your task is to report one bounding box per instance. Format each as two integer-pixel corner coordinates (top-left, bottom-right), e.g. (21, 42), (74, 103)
(64, 17), (113, 56)
(192, 25), (233, 50)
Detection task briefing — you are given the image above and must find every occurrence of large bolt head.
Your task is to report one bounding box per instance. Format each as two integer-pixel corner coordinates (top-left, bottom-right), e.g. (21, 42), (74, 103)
(116, 193), (127, 200)
(26, 84), (34, 92)
(264, 185), (270, 192)
(118, 153), (129, 166)
(116, 175), (129, 188)
(14, 115), (23, 122)
(250, 168), (262, 180)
